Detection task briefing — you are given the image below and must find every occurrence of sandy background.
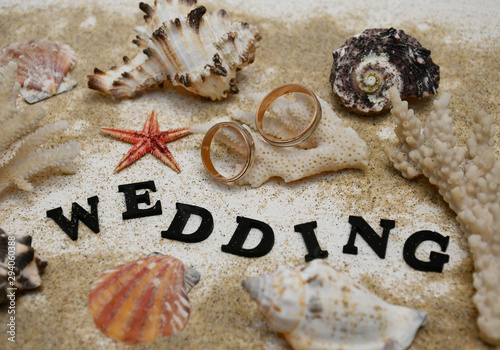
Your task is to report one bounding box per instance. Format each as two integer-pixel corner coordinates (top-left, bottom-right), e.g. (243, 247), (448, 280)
(0, 0), (499, 349)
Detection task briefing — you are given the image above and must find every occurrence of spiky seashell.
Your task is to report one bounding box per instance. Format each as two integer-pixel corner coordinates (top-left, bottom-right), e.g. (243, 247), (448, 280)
(329, 28), (440, 114)
(87, 0), (261, 101)
(0, 228), (48, 303)
(88, 253), (200, 344)
(0, 39), (77, 103)
(242, 260), (427, 350)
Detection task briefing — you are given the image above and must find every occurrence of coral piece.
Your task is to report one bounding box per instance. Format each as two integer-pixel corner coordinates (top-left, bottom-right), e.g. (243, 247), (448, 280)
(88, 253), (200, 344)
(101, 110), (190, 173)
(243, 259), (427, 350)
(388, 87), (500, 345)
(191, 92), (368, 187)
(88, 0), (261, 100)
(0, 228), (48, 303)
(0, 62), (80, 194)
(0, 39), (77, 103)
(330, 28), (440, 114)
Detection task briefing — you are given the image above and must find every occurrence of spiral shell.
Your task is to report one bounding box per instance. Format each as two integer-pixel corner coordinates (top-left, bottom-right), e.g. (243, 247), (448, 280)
(0, 39), (77, 103)
(242, 260), (427, 350)
(329, 28), (440, 114)
(0, 228), (48, 303)
(88, 254), (200, 344)
(87, 0), (261, 101)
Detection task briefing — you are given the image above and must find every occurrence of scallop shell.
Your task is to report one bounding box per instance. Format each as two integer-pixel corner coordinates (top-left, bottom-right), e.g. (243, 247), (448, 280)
(329, 28), (440, 114)
(0, 39), (77, 103)
(87, 0), (262, 101)
(88, 253), (200, 344)
(242, 260), (427, 350)
(0, 228), (48, 303)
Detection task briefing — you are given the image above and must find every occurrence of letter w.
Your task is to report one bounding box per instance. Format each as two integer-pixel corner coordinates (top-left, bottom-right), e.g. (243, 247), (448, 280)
(46, 196), (100, 241)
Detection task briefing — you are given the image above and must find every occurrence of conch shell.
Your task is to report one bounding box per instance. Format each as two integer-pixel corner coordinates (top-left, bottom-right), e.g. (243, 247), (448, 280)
(0, 228), (48, 303)
(88, 0), (261, 100)
(242, 260), (427, 350)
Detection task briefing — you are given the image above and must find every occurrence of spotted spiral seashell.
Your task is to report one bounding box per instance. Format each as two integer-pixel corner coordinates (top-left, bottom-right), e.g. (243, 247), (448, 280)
(88, 253), (200, 344)
(329, 28), (440, 114)
(0, 228), (48, 303)
(242, 260), (427, 350)
(88, 0), (262, 101)
(0, 39), (77, 103)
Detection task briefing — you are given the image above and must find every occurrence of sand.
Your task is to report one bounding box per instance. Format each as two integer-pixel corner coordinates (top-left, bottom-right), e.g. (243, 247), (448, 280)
(0, 0), (499, 349)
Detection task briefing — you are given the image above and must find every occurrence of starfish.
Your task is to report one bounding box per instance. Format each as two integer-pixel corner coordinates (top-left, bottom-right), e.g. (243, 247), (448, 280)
(101, 110), (190, 173)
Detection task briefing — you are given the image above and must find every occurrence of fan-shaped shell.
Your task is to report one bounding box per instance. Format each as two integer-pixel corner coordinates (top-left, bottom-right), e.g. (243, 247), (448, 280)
(0, 228), (48, 303)
(0, 39), (77, 103)
(88, 254), (200, 344)
(329, 28), (440, 114)
(243, 260), (427, 350)
(87, 0), (261, 100)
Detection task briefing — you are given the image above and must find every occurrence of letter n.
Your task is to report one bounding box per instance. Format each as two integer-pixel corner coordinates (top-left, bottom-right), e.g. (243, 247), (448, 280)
(46, 196), (100, 241)
(342, 215), (395, 258)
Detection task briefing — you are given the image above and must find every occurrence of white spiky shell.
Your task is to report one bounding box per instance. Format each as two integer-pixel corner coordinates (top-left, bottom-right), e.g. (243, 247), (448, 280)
(88, 0), (261, 100)
(0, 39), (77, 103)
(242, 260), (427, 350)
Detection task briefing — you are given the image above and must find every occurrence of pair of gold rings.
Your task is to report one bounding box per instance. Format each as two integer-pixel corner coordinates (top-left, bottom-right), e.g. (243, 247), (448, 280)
(201, 84), (322, 184)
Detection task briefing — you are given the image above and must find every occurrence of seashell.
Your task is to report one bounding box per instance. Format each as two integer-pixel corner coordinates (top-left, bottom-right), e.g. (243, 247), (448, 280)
(0, 228), (48, 303)
(242, 260), (427, 350)
(88, 253), (200, 344)
(329, 28), (440, 114)
(0, 39), (77, 103)
(87, 0), (261, 101)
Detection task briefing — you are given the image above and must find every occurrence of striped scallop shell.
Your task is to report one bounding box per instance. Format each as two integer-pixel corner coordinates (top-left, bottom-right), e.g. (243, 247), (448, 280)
(88, 254), (200, 344)
(87, 0), (261, 100)
(0, 39), (77, 103)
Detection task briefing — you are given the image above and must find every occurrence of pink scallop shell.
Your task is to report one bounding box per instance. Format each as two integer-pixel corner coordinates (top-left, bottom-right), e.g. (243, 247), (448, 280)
(0, 39), (77, 103)
(88, 254), (200, 344)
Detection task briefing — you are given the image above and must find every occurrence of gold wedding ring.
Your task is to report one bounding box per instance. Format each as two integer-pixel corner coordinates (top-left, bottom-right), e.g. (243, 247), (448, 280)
(201, 84), (321, 184)
(201, 122), (255, 184)
(256, 84), (322, 147)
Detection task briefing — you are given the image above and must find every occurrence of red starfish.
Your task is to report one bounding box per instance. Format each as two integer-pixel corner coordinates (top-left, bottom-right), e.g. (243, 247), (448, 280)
(101, 110), (190, 173)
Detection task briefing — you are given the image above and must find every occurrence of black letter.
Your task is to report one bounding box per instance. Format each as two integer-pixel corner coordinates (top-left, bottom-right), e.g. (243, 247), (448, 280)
(342, 216), (395, 258)
(161, 203), (214, 243)
(221, 216), (274, 258)
(294, 221), (328, 262)
(118, 181), (162, 220)
(403, 230), (450, 272)
(46, 196), (100, 241)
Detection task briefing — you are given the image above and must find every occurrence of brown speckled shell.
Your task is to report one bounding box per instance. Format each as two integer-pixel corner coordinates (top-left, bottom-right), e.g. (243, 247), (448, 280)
(0, 228), (47, 303)
(330, 28), (440, 114)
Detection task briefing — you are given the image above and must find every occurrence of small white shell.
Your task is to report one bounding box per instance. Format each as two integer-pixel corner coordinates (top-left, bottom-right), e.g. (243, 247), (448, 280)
(243, 260), (427, 350)
(88, 0), (261, 100)
(0, 39), (77, 103)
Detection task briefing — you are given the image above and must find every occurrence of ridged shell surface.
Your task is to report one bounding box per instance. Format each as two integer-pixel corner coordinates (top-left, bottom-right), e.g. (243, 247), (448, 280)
(329, 28), (440, 114)
(242, 260), (427, 350)
(0, 228), (48, 303)
(0, 39), (77, 103)
(88, 0), (261, 100)
(88, 254), (200, 344)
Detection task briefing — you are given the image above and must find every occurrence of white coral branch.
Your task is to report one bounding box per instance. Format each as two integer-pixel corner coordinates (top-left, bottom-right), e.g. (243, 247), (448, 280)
(192, 92), (368, 187)
(388, 86), (500, 346)
(0, 62), (80, 194)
